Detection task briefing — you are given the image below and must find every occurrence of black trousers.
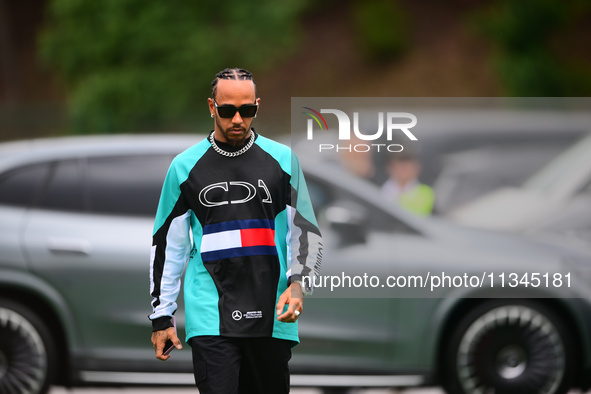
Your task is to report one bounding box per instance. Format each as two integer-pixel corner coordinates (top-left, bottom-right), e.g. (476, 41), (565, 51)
(190, 336), (292, 394)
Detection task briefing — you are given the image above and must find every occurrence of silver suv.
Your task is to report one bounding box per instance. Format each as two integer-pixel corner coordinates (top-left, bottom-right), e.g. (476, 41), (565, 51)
(2, 135), (591, 394)
(0, 135), (196, 393)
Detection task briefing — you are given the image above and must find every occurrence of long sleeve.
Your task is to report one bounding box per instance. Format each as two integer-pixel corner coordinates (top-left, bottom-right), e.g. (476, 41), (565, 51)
(149, 161), (193, 331)
(147, 135), (320, 342)
(286, 153), (323, 295)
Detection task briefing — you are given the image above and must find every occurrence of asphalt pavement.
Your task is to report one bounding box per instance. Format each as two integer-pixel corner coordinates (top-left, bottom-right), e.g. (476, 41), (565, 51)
(46, 387), (591, 394)
(49, 388), (442, 394)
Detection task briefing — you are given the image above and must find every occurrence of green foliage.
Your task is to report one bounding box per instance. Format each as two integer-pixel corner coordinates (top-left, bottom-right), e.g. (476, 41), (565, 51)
(350, 0), (409, 62)
(495, 50), (591, 96)
(475, 0), (591, 96)
(479, 0), (567, 52)
(39, 0), (305, 133)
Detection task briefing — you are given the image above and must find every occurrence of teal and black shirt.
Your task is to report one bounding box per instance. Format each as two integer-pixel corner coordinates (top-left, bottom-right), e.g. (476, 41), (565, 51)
(149, 131), (322, 344)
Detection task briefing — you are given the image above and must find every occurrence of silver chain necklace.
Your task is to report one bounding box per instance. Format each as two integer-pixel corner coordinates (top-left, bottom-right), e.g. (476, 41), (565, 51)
(209, 130), (255, 157)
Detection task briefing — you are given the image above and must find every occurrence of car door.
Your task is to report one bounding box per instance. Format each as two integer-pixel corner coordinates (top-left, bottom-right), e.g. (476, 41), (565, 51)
(292, 174), (410, 374)
(22, 154), (192, 371)
(292, 169), (453, 377)
(0, 162), (52, 269)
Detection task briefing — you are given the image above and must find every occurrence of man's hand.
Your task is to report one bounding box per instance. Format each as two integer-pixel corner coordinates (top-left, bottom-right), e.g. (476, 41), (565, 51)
(276, 282), (304, 323)
(151, 326), (182, 361)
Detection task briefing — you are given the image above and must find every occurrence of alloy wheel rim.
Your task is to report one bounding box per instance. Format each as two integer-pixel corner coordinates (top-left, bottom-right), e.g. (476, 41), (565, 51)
(0, 307), (47, 393)
(456, 305), (565, 394)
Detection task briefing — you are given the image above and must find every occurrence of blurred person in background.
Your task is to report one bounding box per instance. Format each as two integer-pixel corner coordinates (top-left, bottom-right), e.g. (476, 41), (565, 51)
(381, 150), (434, 216)
(149, 68), (322, 393)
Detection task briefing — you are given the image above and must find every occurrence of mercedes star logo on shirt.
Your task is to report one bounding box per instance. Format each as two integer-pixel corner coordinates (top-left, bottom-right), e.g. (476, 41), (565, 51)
(232, 310), (243, 321)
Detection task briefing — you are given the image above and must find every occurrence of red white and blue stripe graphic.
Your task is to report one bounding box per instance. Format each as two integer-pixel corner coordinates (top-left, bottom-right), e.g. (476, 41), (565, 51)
(200, 219), (277, 262)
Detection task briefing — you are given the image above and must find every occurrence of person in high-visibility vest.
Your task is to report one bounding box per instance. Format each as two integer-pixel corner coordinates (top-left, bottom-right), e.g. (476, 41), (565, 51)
(380, 151), (434, 216)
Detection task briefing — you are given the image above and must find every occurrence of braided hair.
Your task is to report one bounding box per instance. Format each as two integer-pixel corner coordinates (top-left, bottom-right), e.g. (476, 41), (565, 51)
(211, 68), (257, 99)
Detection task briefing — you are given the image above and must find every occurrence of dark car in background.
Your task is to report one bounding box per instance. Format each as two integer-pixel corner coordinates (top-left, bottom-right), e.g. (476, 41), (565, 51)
(293, 107), (590, 218)
(365, 109), (590, 187)
(432, 144), (566, 214)
(448, 133), (591, 243)
(1, 136), (591, 394)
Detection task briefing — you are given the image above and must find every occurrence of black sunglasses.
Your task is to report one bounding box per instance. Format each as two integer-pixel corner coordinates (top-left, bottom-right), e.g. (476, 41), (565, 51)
(214, 100), (258, 119)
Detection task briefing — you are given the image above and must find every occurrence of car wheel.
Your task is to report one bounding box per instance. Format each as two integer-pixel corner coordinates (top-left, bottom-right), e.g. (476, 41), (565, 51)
(443, 300), (574, 394)
(0, 299), (56, 394)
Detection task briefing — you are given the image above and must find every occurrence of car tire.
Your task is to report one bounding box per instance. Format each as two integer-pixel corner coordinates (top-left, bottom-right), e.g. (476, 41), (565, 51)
(442, 300), (574, 394)
(0, 299), (57, 394)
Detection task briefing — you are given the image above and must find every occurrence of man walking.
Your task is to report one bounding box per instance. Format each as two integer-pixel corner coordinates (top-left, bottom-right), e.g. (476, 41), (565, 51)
(149, 68), (322, 393)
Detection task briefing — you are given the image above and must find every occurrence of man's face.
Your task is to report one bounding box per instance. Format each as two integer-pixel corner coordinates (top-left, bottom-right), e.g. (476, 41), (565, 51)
(208, 79), (259, 147)
(388, 158), (420, 186)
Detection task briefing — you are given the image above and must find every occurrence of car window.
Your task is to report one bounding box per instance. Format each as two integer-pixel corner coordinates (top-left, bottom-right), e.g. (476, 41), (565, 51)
(87, 155), (172, 216)
(0, 163), (51, 207)
(306, 174), (415, 234)
(578, 177), (591, 196)
(38, 159), (85, 212)
(306, 176), (331, 213)
(524, 134), (591, 193)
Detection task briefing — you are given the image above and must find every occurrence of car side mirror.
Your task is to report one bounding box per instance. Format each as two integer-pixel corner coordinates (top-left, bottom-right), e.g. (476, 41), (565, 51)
(324, 200), (369, 246)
